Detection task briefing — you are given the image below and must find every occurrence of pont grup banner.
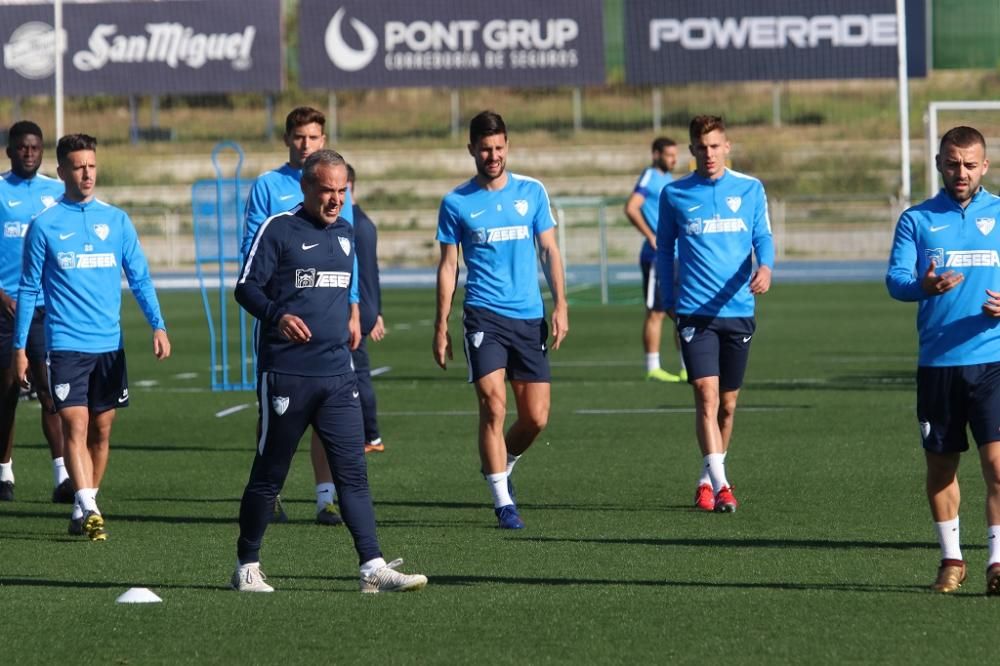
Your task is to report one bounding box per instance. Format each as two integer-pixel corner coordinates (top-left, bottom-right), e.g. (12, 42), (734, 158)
(299, 0), (605, 90)
(1, 0), (283, 96)
(624, 0), (927, 84)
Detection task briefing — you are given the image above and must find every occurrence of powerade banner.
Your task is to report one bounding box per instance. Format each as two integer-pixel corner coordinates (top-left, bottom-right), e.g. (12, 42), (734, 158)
(1, 0), (282, 96)
(299, 0), (604, 89)
(624, 0), (927, 84)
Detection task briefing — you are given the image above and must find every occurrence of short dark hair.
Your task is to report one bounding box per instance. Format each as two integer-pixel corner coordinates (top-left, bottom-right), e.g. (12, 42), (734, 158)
(346, 162), (356, 185)
(302, 149), (346, 185)
(689, 115), (726, 143)
(285, 106), (325, 135)
(56, 133), (97, 165)
(469, 110), (507, 145)
(940, 126), (986, 154)
(652, 137), (676, 152)
(8, 120), (43, 147)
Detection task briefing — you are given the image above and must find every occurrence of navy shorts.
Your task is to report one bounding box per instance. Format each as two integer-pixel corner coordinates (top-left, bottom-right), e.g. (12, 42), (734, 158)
(641, 261), (664, 312)
(917, 363), (1000, 454)
(48, 350), (129, 412)
(0, 307), (47, 368)
(463, 306), (550, 383)
(676, 315), (755, 390)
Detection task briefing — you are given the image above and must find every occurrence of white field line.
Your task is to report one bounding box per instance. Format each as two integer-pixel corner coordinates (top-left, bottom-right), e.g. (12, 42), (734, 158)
(370, 366), (392, 377)
(215, 403), (251, 418)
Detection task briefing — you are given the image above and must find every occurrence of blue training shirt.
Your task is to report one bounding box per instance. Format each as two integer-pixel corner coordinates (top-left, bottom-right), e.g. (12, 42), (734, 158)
(236, 205), (357, 377)
(14, 197), (166, 353)
(437, 172), (556, 320)
(241, 162), (354, 258)
(887, 187), (1000, 366)
(0, 170), (63, 301)
(632, 166), (672, 264)
(656, 168), (775, 318)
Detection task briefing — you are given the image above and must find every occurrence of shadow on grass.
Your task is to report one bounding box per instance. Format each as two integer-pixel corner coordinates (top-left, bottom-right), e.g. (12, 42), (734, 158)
(0, 576), (225, 592)
(751, 371), (914, 392)
(519, 535), (955, 551)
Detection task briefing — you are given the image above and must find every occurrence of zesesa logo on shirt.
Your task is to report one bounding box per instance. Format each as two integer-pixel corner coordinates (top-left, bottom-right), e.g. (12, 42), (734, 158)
(294, 268), (351, 288)
(684, 196), (748, 235)
(57, 251), (117, 269)
(926, 247), (1000, 268)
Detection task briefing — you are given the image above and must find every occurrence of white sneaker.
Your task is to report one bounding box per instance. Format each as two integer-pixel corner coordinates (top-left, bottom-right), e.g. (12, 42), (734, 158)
(230, 563), (274, 592)
(359, 558), (428, 594)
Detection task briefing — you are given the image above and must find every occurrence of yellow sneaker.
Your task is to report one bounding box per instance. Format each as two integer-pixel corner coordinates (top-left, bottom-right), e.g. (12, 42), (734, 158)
(646, 368), (681, 383)
(678, 368), (688, 382)
(83, 511), (107, 542)
(931, 559), (966, 593)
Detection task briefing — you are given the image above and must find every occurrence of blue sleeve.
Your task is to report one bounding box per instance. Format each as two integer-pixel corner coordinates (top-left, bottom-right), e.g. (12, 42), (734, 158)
(436, 197), (461, 244)
(886, 211), (926, 302)
(121, 215), (166, 331)
(350, 252), (359, 304)
(235, 218), (287, 324)
(534, 182), (557, 235)
(342, 188), (354, 225)
(241, 180), (271, 259)
(655, 192), (678, 311)
(13, 221), (44, 348)
(633, 169), (652, 197)
(752, 182), (775, 268)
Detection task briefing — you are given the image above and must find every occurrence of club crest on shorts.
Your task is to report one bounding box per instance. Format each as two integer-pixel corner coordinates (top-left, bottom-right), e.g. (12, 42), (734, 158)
(55, 383), (70, 401)
(93, 223), (110, 241)
(681, 326), (696, 343)
(919, 420), (931, 440)
(271, 395), (290, 416)
(977, 217), (995, 236)
(338, 236), (351, 255)
(514, 199), (529, 216)
(726, 196), (742, 212)
(469, 331), (484, 348)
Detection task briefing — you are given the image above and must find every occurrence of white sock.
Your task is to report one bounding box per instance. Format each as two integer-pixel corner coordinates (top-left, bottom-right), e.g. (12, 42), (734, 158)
(645, 353), (660, 373)
(360, 557), (387, 576)
(52, 457), (69, 486)
(0, 461), (13, 483)
(703, 453), (729, 494)
(506, 453), (521, 476)
(935, 517), (962, 561)
(316, 482), (336, 511)
(368, 437), (382, 446)
(486, 472), (513, 508)
(988, 525), (1000, 567)
(71, 500), (84, 520)
(75, 488), (99, 514)
(698, 466), (711, 486)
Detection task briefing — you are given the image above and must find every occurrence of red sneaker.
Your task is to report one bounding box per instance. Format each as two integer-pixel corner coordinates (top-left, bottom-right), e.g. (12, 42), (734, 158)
(714, 486), (738, 513)
(693, 484), (714, 511)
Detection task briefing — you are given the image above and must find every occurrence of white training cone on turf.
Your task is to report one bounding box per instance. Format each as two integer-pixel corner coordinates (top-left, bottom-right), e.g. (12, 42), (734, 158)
(116, 587), (162, 604)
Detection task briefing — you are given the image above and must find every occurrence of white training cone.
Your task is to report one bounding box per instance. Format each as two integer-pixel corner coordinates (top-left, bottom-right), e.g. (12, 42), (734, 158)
(116, 587), (162, 604)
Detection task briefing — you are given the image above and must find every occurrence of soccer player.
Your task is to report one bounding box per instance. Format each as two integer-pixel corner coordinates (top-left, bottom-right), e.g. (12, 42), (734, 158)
(346, 164), (387, 454)
(13, 133), (171, 541)
(242, 106), (355, 526)
(434, 110), (569, 529)
(231, 149), (426, 593)
(886, 125), (1000, 595)
(624, 136), (685, 383)
(656, 115), (774, 514)
(0, 121), (71, 503)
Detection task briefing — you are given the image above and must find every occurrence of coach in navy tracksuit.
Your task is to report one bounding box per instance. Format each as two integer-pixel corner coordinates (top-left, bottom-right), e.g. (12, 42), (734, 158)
(231, 150), (426, 592)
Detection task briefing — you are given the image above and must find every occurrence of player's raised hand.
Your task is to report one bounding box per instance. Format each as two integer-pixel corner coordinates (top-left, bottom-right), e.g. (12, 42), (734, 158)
(278, 313), (312, 344)
(152, 329), (171, 360)
(550, 303), (569, 350)
(983, 289), (1000, 317)
(921, 260), (964, 296)
(433, 327), (452, 369)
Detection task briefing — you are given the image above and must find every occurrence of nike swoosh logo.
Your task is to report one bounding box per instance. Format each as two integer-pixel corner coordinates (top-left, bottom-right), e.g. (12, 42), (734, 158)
(352, 390), (359, 399)
(118, 396), (128, 403)
(929, 225), (950, 232)
(8, 200), (22, 207)
(59, 232), (75, 240)
(688, 204), (702, 212)
(743, 336), (752, 343)
(279, 194), (296, 201)
(302, 243), (319, 250)
(470, 210), (486, 219)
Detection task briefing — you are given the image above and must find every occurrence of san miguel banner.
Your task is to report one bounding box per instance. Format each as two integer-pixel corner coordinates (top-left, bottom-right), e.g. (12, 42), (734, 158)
(624, 0), (927, 85)
(1, 0), (282, 96)
(299, 0), (605, 89)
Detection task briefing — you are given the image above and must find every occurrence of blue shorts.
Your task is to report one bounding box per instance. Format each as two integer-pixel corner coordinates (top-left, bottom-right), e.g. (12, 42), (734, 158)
(0, 307), (47, 368)
(676, 315), (755, 390)
(917, 363), (1000, 454)
(48, 350), (129, 412)
(462, 306), (550, 383)
(641, 261), (664, 312)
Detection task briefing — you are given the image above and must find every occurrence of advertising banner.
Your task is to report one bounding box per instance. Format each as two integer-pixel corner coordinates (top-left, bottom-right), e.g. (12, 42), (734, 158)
(624, 0), (927, 84)
(1, 0), (282, 96)
(299, 0), (605, 90)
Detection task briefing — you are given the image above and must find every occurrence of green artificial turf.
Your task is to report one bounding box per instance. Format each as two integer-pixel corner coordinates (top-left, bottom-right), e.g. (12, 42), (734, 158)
(2, 283), (997, 664)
